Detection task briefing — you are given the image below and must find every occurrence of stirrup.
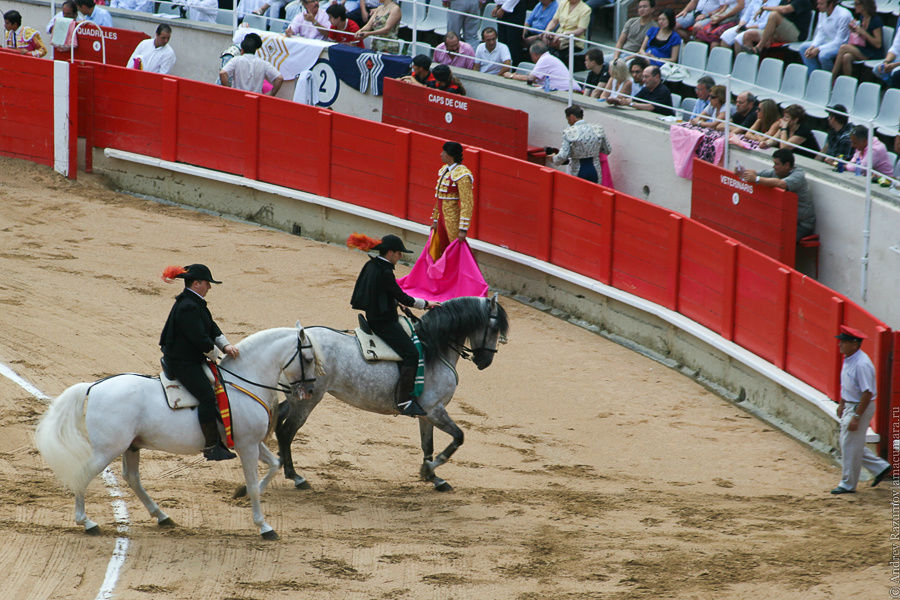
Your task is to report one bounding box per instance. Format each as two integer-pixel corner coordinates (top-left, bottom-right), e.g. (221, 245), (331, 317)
(203, 442), (236, 461)
(397, 400), (427, 417)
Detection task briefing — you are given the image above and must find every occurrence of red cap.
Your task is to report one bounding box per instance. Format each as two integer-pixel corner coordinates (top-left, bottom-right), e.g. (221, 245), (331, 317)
(835, 325), (867, 341)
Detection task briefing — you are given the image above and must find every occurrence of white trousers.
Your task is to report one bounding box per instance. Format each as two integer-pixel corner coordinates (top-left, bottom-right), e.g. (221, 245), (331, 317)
(839, 401), (890, 491)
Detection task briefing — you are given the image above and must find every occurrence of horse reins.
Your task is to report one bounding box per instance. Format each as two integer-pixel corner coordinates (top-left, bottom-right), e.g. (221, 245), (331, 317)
(215, 335), (316, 395)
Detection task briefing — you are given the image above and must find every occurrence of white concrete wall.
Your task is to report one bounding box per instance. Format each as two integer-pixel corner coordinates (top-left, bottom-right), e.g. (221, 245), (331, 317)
(11, 0), (900, 326)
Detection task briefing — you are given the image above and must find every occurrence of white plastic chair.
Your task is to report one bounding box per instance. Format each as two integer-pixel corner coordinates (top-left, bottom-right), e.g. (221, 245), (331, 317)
(812, 129), (827, 151)
(851, 82), (881, 123)
(671, 93), (682, 115)
(408, 40), (432, 57)
(775, 63), (807, 106)
(420, 0), (447, 36)
(874, 88), (900, 136)
(681, 97), (697, 120)
(888, 151), (898, 171)
(830, 75), (858, 113)
(861, 26), (893, 69)
(795, 69), (831, 118)
(516, 61), (534, 74)
(243, 13), (267, 30)
(730, 52), (759, 95)
(478, 2), (498, 38)
(216, 9), (234, 25)
(750, 57), (784, 100)
(680, 41), (709, 87)
(705, 46), (733, 79)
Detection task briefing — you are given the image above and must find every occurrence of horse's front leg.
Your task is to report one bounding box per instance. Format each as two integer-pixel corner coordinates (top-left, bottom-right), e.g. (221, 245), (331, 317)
(418, 418), (437, 483)
(421, 405), (463, 492)
(232, 442), (282, 499)
(274, 395), (318, 490)
(237, 443), (277, 540)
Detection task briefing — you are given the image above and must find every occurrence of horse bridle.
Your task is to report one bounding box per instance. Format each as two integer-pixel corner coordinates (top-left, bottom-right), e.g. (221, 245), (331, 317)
(215, 334), (316, 395)
(448, 305), (504, 361)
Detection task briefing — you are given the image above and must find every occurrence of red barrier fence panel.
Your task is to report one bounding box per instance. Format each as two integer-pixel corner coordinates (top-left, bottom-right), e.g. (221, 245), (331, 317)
(784, 276), (843, 400)
(406, 132), (452, 227)
(90, 64), (163, 157)
(610, 194), (678, 308)
(549, 175), (614, 284)
(733, 246), (790, 367)
(843, 301), (895, 443)
(477, 150), (552, 260)
(174, 79), (246, 176)
(257, 100), (330, 195)
(0, 52), (54, 167)
(66, 25), (149, 68)
(678, 219), (733, 336)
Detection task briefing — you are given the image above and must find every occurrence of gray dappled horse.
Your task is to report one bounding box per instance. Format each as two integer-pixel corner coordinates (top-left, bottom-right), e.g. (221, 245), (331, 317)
(275, 294), (509, 492)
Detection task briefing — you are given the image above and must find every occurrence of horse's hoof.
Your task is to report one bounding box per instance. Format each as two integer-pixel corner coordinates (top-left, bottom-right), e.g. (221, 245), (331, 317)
(419, 464), (434, 481)
(261, 529), (279, 541)
(233, 485), (248, 499)
(85, 525), (101, 536)
(293, 477), (311, 490)
(158, 517), (177, 528)
(434, 481), (453, 493)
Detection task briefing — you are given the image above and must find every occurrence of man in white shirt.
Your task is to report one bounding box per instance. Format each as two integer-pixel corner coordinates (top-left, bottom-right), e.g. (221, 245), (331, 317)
(110, 0), (154, 13)
(475, 27), (512, 75)
(797, 0), (851, 73)
(502, 40), (580, 92)
(285, 0), (329, 40)
(126, 24), (177, 74)
(219, 32), (284, 95)
(75, 0), (113, 27)
(47, 0), (79, 34)
(831, 326), (891, 494)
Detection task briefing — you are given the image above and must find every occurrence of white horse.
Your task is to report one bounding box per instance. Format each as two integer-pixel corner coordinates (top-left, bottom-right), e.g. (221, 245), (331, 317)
(35, 324), (317, 540)
(270, 295), (509, 494)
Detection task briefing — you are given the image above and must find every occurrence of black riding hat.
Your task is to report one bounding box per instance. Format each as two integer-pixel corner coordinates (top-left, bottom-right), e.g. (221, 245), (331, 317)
(178, 263), (222, 284)
(372, 234), (412, 253)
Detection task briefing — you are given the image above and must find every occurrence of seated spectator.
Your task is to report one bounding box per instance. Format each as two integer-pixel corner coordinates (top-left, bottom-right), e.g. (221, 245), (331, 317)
(676, 0), (723, 40)
(760, 103), (820, 159)
(434, 31), (476, 70)
(690, 84), (726, 130)
(541, 0), (591, 58)
(503, 40), (582, 92)
(325, 3), (363, 46)
(600, 58), (633, 104)
(285, 0), (329, 40)
(832, 0), (883, 79)
(3, 10), (48, 58)
(736, 148), (815, 240)
(731, 91), (758, 132)
(47, 0), (79, 34)
(110, 0), (153, 13)
(75, 0), (113, 26)
(796, 0), (852, 73)
(615, 0), (655, 61)
(126, 24), (176, 73)
(874, 27), (900, 87)
(740, 98), (781, 142)
(631, 65), (674, 115)
(694, 0), (744, 45)
(689, 75), (716, 119)
(741, 0), (812, 52)
(819, 104), (852, 166)
(219, 33), (284, 95)
(427, 64), (466, 95)
(399, 54), (436, 86)
(582, 47), (608, 98)
(849, 125), (893, 176)
(176, 0), (218, 23)
(547, 105), (611, 183)
(523, 0), (558, 56)
(721, 0), (782, 51)
(627, 55), (648, 95)
(354, 0), (401, 53)
(638, 9), (681, 64)
(475, 27), (512, 75)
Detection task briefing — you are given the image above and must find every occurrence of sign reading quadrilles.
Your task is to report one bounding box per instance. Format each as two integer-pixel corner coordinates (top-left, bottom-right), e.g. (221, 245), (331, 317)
(55, 22), (149, 67)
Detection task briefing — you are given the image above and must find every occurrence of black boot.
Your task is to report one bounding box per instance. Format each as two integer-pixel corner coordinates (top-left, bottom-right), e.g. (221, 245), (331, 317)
(395, 365), (426, 417)
(200, 420), (236, 461)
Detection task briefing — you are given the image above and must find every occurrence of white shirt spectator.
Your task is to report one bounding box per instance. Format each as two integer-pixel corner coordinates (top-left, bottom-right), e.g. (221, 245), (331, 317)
(221, 53), (281, 93)
(809, 4), (852, 56)
(111, 0), (154, 12)
(288, 7), (329, 40)
(126, 37), (177, 73)
(176, 0), (218, 22)
(531, 52), (581, 91)
(475, 40), (511, 74)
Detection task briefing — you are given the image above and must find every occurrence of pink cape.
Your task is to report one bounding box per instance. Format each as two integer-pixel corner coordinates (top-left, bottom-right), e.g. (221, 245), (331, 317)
(397, 235), (489, 301)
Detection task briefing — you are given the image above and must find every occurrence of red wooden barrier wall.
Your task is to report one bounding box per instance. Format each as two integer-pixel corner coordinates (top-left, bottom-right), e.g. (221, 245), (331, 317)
(0, 52), (55, 167)
(7, 52), (895, 453)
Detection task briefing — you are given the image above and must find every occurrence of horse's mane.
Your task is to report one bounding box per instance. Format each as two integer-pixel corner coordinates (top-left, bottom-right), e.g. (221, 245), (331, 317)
(416, 297), (509, 356)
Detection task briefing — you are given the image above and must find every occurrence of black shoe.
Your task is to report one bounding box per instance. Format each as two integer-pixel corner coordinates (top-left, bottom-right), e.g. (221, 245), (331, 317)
(204, 442), (237, 461)
(830, 486), (855, 494)
(872, 465), (892, 487)
(397, 399), (427, 417)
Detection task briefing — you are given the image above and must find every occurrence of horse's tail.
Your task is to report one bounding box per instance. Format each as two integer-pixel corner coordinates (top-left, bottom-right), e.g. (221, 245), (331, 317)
(34, 382), (95, 493)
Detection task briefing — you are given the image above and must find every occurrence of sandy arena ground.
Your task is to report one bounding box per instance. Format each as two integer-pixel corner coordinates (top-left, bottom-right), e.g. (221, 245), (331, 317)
(0, 157), (892, 599)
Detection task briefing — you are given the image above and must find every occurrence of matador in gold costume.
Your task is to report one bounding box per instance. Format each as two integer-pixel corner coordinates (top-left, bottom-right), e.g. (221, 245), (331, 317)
(429, 141), (474, 261)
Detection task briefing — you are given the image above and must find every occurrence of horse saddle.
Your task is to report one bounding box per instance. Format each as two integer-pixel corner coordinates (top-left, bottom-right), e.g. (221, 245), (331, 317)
(159, 358), (216, 410)
(354, 315), (414, 362)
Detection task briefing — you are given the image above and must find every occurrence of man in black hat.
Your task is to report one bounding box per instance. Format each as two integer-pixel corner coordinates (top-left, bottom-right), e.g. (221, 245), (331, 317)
(831, 325), (891, 494)
(160, 264), (240, 461)
(351, 235), (436, 417)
